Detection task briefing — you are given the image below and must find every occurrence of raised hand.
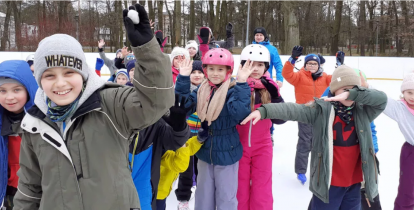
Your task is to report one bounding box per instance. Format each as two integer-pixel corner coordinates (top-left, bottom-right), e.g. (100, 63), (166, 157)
(241, 110), (262, 125)
(121, 46), (130, 58)
(198, 27), (211, 45)
(178, 59), (194, 76)
(123, 4), (154, 47)
(163, 94), (195, 131)
(150, 19), (155, 29)
(98, 39), (105, 49)
(289, 46), (303, 64)
(237, 59), (254, 83)
(336, 51), (345, 66)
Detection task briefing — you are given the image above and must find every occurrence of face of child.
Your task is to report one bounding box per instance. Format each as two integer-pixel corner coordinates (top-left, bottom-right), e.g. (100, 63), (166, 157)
(41, 67), (83, 106)
(173, 55), (185, 69)
(249, 61), (266, 79)
(334, 85), (355, 107)
(116, 52), (122, 58)
(403, 89), (414, 108)
(0, 83), (27, 114)
(305, 61), (319, 73)
(206, 64), (228, 85)
(190, 70), (205, 86)
(255, 33), (265, 43)
(188, 47), (197, 58)
(116, 74), (128, 85)
(129, 68), (135, 79)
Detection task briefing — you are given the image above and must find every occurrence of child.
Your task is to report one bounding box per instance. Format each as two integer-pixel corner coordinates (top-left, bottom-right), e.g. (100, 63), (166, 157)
(115, 69), (131, 86)
(236, 44), (285, 210)
(155, 30), (168, 52)
(175, 48), (253, 210)
(197, 23), (234, 60)
(382, 72), (414, 210)
(156, 123), (206, 210)
(13, 5), (174, 210)
(97, 39), (120, 79)
(175, 60), (205, 209)
(26, 54), (35, 74)
(129, 94), (191, 210)
(282, 46), (333, 185)
(127, 59), (136, 80)
(0, 60), (37, 210)
(185, 40), (201, 61)
(170, 47), (190, 84)
(242, 65), (387, 210)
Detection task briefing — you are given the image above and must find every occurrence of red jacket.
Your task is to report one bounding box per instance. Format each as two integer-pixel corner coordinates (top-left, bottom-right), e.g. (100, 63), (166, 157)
(282, 61), (332, 104)
(8, 135), (21, 189)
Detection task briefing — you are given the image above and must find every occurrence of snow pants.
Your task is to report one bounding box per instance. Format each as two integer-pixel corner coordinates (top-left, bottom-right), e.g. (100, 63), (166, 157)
(195, 160), (239, 210)
(295, 122), (313, 174)
(394, 142), (414, 210)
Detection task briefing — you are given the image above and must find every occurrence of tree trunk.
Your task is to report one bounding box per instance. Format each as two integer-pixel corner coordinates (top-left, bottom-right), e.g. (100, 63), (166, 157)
(209, 1), (215, 29)
(157, 0), (164, 32)
(392, 1), (401, 56)
(282, 2), (299, 55)
(348, 1), (352, 56)
(249, 1), (258, 43)
(380, 1), (386, 54)
(219, 0), (227, 39)
(165, 0), (173, 48)
(1, 1), (12, 51)
(367, 1), (377, 56)
(330, 1), (343, 55)
(119, 1), (124, 48)
(189, 0), (195, 40)
(11, 1), (22, 51)
(148, 0), (155, 23)
(213, 0), (221, 39)
(401, 0), (413, 56)
(139, 0), (146, 7)
(174, 0), (181, 47)
(358, 1), (366, 56)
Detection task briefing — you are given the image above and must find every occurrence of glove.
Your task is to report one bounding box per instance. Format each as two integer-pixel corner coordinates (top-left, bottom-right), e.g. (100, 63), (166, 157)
(261, 76), (280, 99)
(95, 58), (104, 71)
(226, 22), (233, 37)
(317, 53), (325, 65)
(336, 51), (345, 67)
(197, 121), (209, 143)
(162, 94), (194, 131)
(123, 4), (153, 47)
(155, 30), (168, 51)
(197, 27), (211, 44)
(288, 46), (303, 65)
(297, 173), (307, 185)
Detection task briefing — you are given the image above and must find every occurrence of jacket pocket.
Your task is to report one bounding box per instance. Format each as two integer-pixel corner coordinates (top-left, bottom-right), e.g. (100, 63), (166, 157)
(79, 142), (90, 179)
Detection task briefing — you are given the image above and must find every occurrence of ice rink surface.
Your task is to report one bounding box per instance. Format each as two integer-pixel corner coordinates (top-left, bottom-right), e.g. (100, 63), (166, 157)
(166, 79), (405, 210)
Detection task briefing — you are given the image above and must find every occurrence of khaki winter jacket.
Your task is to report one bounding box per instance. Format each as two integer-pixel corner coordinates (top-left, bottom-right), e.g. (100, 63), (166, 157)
(257, 86), (387, 203)
(12, 37), (174, 210)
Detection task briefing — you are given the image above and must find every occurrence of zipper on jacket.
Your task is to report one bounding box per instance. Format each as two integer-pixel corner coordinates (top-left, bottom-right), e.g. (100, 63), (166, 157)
(248, 119), (253, 147)
(317, 153), (322, 186)
(370, 148), (378, 184)
(209, 129), (213, 165)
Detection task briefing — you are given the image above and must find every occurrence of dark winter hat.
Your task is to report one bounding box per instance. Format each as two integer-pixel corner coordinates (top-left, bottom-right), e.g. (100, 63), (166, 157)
(126, 60), (136, 73)
(305, 54), (320, 67)
(254, 27), (267, 39)
(192, 60), (203, 74)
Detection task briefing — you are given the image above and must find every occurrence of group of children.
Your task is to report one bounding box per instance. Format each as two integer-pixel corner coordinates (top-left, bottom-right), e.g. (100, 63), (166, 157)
(0, 4), (413, 210)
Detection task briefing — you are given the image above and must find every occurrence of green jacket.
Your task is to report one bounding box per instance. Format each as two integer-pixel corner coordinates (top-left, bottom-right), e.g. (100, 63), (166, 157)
(258, 87), (387, 203)
(13, 37), (174, 210)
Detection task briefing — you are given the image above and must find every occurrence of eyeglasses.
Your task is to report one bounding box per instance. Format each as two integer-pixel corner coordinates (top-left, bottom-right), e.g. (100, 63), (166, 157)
(306, 63), (318, 67)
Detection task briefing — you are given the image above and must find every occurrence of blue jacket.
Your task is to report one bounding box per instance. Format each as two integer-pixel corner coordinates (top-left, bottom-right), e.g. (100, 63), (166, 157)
(0, 60), (38, 204)
(252, 40), (284, 82)
(175, 75), (251, 166)
(322, 87), (379, 153)
(129, 145), (153, 210)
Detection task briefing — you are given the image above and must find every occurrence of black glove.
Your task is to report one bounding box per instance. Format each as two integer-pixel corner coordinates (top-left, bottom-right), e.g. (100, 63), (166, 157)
(317, 53), (325, 65)
(123, 4), (153, 47)
(226, 22), (233, 37)
(163, 94), (194, 131)
(155, 30), (168, 49)
(288, 46), (303, 64)
(198, 27), (211, 44)
(197, 121), (209, 143)
(260, 76), (280, 100)
(336, 51), (345, 66)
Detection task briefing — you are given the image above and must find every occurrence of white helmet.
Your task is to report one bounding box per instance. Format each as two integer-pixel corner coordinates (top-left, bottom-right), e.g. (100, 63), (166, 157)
(26, 54), (34, 62)
(240, 44), (270, 62)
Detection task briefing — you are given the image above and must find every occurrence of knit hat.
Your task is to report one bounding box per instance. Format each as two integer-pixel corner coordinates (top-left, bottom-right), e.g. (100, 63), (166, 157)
(192, 60), (203, 74)
(305, 54), (320, 67)
(0, 77), (24, 87)
(34, 34), (89, 89)
(115, 69), (130, 82)
(330, 65), (361, 94)
(254, 27), (267, 39)
(401, 72), (414, 93)
(170, 47), (190, 63)
(185, 40), (199, 52)
(125, 53), (135, 63)
(126, 60), (136, 73)
(26, 54), (34, 67)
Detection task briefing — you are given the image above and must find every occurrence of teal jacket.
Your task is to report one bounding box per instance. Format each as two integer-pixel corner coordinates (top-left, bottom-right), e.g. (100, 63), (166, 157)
(257, 86), (387, 203)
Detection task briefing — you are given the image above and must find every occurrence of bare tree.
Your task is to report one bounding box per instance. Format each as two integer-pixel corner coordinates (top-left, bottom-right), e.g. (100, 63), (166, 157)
(283, 2), (300, 54)
(189, 0), (195, 40)
(331, 1), (343, 55)
(157, 0), (164, 32)
(1, 1), (12, 51)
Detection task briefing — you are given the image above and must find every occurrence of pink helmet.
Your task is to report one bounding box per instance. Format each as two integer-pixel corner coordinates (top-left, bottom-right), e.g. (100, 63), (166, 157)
(202, 48), (234, 73)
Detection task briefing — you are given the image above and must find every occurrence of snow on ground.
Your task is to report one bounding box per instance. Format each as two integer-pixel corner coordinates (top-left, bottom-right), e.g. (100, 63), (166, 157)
(166, 79), (404, 210)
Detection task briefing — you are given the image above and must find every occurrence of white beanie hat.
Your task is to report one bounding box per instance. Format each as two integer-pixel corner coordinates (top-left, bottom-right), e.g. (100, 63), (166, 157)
(170, 47), (190, 64)
(185, 40), (199, 52)
(401, 72), (414, 93)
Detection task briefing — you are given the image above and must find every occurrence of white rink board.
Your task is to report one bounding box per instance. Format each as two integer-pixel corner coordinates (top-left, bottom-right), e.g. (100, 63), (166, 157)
(1, 52), (413, 80)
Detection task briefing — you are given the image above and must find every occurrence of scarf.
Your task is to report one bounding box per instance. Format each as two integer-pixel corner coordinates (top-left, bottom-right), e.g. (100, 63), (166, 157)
(197, 78), (233, 126)
(311, 67), (324, 81)
(331, 101), (355, 124)
(46, 86), (84, 122)
(246, 71), (270, 91)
